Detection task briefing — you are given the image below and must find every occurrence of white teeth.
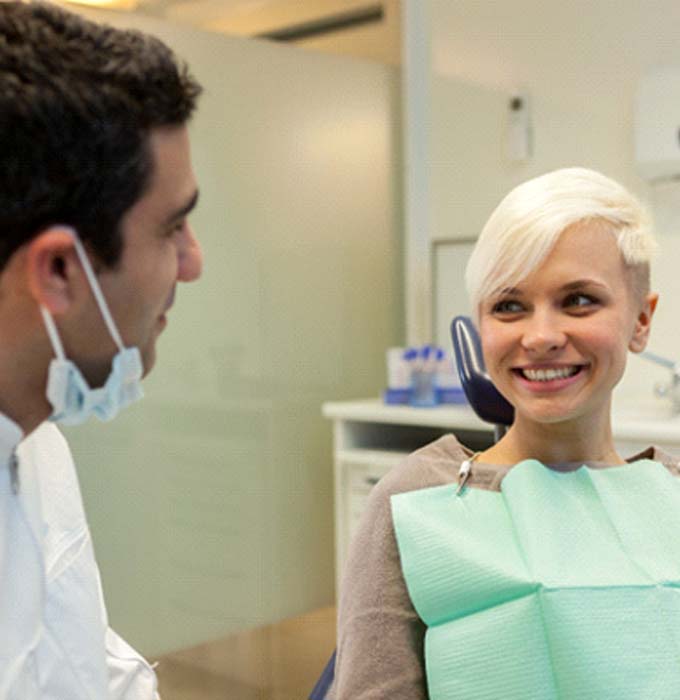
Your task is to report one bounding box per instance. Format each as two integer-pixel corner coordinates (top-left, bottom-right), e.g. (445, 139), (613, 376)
(521, 366), (579, 381)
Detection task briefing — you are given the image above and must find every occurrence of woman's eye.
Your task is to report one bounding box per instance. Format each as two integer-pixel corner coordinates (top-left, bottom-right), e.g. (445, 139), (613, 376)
(491, 299), (524, 314)
(564, 293), (597, 309)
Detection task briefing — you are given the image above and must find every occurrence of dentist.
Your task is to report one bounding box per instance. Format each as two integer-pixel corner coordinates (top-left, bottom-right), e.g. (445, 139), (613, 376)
(0, 3), (202, 698)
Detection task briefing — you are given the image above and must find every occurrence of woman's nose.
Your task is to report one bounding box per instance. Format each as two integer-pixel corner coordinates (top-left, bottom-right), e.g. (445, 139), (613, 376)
(520, 312), (567, 355)
(177, 224), (203, 283)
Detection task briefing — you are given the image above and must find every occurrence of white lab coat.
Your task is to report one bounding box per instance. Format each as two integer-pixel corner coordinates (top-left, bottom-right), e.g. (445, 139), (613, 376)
(0, 414), (159, 699)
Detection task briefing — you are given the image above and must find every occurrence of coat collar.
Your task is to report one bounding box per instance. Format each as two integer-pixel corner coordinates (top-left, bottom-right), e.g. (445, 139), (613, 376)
(0, 412), (24, 492)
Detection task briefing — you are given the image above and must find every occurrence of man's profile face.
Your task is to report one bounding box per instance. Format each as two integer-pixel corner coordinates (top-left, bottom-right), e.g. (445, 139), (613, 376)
(73, 126), (201, 385)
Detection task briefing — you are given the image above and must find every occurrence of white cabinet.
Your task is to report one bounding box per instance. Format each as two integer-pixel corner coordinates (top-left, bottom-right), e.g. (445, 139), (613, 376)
(339, 449), (409, 549)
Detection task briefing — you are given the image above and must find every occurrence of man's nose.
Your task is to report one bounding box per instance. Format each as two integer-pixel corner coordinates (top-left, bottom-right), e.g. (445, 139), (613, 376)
(177, 224), (202, 283)
(520, 310), (567, 355)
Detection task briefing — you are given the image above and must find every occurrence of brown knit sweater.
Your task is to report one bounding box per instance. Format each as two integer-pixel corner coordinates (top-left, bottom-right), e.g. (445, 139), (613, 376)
(328, 434), (680, 700)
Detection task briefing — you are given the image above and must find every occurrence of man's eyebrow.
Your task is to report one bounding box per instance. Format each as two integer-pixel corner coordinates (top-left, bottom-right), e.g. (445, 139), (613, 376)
(164, 189), (199, 226)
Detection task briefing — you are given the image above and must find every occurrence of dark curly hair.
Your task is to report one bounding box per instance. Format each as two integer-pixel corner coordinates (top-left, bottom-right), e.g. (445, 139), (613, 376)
(0, 1), (202, 270)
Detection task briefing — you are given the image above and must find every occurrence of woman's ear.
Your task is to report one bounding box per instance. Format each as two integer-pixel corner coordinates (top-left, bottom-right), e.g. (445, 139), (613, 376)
(25, 228), (85, 315)
(629, 292), (659, 353)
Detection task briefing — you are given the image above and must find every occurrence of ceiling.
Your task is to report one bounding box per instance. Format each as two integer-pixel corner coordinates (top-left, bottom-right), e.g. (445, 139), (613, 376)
(125, 0), (401, 64)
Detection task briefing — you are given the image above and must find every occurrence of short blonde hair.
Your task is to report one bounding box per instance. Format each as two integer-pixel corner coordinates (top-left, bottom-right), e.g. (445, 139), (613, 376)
(465, 167), (656, 319)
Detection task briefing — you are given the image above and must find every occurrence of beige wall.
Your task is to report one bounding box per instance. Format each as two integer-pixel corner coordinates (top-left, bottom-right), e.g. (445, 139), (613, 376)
(422, 0), (680, 401)
(64, 9), (403, 655)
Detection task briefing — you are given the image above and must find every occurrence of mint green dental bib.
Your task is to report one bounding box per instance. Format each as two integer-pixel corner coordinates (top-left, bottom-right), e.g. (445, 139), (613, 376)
(391, 459), (680, 699)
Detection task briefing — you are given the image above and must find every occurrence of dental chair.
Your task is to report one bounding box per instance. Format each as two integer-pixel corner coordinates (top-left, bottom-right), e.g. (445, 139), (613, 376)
(450, 315), (514, 433)
(309, 316), (513, 700)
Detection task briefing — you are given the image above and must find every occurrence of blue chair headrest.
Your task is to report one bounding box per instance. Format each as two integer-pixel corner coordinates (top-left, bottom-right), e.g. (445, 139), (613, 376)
(450, 315), (514, 427)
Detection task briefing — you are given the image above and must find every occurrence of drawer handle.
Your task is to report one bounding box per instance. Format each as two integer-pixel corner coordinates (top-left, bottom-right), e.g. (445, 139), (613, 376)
(365, 476), (380, 486)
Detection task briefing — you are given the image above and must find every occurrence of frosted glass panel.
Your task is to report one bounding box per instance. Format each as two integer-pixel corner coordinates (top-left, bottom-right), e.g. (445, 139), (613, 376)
(63, 11), (402, 655)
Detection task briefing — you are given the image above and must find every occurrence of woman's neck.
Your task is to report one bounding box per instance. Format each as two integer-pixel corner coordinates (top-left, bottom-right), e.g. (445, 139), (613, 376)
(479, 412), (623, 466)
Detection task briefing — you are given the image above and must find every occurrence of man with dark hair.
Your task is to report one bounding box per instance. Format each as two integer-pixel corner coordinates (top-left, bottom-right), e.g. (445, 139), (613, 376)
(0, 3), (202, 697)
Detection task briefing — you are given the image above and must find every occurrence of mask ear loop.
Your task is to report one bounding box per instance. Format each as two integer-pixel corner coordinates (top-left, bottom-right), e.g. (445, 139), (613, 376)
(67, 229), (126, 353)
(40, 305), (67, 361)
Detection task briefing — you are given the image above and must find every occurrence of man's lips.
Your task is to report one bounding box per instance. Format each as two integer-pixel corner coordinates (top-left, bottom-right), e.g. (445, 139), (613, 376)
(159, 289), (176, 324)
(163, 287), (176, 315)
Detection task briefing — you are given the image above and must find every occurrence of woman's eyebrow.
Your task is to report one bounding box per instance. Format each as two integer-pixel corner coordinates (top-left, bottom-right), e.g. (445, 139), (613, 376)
(560, 279), (608, 291)
(494, 279), (608, 298)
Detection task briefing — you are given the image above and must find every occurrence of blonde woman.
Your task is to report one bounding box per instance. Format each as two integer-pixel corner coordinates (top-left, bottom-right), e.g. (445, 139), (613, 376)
(329, 168), (680, 700)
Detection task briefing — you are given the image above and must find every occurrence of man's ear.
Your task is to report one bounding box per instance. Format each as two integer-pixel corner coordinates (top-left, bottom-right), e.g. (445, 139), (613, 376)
(629, 292), (659, 353)
(25, 228), (86, 315)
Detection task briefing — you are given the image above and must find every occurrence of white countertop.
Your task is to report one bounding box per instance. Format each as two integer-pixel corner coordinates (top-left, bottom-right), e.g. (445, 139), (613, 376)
(322, 398), (680, 445)
(322, 399), (489, 430)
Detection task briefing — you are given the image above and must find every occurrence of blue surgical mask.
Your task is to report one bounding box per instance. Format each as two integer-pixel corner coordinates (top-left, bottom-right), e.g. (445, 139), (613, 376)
(40, 229), (144, 426)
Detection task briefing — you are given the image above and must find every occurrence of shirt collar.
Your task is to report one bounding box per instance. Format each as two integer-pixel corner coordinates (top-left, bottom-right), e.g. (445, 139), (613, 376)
(0, 411), (24, 468)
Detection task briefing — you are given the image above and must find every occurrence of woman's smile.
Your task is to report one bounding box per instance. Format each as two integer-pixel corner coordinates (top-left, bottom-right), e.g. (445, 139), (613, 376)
(512, 363), (589, 393)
